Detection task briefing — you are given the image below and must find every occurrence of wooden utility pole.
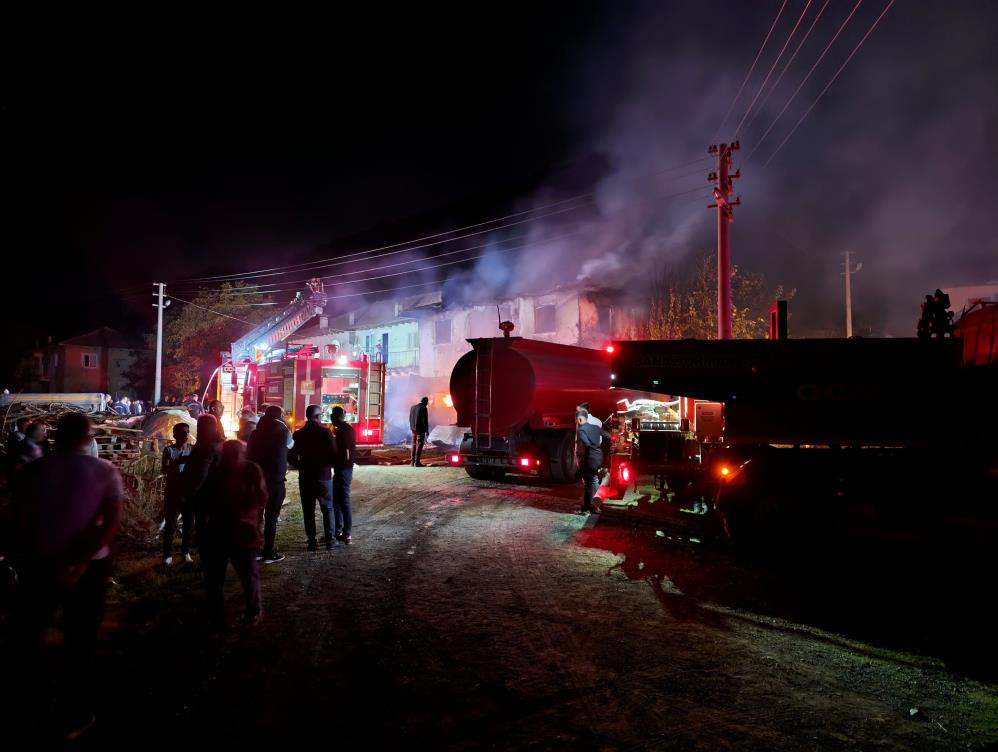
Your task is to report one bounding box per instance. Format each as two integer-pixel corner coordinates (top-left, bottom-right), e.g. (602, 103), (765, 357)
(708, 142), (741, 339)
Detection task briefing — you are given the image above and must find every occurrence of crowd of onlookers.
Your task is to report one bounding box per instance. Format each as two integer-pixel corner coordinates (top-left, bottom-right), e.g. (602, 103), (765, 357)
(0, 394), (358, 741)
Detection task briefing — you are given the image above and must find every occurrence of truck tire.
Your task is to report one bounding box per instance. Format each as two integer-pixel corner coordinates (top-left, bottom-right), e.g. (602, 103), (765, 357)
(545, 430), (578, 484)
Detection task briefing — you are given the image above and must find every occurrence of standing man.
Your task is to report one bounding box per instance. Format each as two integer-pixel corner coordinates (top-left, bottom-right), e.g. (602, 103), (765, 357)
(575, 409), (604, 515)
(208, 399), (226, 437)
(409, 396), (430, 467)
(288, 405), (337, 551)
(161, 422), (194, 565)
(247, 405), (290, 564)
(577, 402), (604, 428)
(6, 412), (123, 740)
(237, 406), (259, 442)
(186, 394), (203, 418)
(329, 405), (354, 545)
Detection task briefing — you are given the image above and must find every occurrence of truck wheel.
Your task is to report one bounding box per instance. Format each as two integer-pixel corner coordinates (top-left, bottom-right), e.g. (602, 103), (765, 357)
(546, 430), (578, 484)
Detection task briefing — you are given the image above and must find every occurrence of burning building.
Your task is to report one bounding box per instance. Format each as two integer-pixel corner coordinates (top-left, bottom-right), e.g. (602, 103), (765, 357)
(285, 285), (643, 443)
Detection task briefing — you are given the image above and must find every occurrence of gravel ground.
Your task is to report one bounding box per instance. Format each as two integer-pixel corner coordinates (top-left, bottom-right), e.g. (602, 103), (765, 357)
(34, 466), (998, 749)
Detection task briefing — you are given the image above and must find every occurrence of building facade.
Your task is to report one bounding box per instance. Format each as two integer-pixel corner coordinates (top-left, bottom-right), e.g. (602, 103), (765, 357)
(18, 327), (149, 397)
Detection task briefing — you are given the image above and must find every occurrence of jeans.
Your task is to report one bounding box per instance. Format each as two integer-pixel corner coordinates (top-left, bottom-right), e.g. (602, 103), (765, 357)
(333, 466), (353, 535)
(411, 431), (426, 465)
(581, 466), (600, 511)
(203, 544), (261, 622)
(300, 478), (334, 544)
(262, 478), (286, 555)
(162, 492), (194, 558)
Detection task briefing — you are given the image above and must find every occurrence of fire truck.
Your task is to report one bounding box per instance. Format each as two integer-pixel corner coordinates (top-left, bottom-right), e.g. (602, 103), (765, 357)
(603, 301), (998, 544)
(213, 279), (386, 451)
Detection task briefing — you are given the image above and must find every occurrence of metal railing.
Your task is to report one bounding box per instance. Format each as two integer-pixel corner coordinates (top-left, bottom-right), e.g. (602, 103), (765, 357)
(385, 349), (419, 368)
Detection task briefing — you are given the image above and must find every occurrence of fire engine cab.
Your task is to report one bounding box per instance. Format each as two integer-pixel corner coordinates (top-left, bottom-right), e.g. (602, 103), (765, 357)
(213, 279), (386, 452)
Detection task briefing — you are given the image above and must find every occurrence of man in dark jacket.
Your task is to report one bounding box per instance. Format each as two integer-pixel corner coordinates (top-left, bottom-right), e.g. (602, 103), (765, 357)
(575, 409), (605, 515)
(409, 396), (430, 467)
(7, 412), (123, 739)
(330, 406), (355, 545)
(288, 405), (337, 551)
(161, 422), (193, 565)
(246, 405), (290, 564)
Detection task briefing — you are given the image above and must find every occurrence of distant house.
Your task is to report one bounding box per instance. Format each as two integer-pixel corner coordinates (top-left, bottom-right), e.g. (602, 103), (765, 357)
(18, 327), (149, 397)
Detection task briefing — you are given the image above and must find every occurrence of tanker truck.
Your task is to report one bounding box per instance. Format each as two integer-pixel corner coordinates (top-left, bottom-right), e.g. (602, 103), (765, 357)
(448, 334), (647, 482)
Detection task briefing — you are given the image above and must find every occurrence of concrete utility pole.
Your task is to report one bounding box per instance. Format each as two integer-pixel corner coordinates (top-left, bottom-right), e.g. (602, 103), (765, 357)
(708, 142), (741, 340)
(842, 251), (862, 337)
(152, 282), (170, 405)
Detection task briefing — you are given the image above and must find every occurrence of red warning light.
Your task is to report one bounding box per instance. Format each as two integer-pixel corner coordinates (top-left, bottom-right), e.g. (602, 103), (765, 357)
(605, 345), (615, 353)
(621, 465), (631, 483)
(519, 457), (531, 467)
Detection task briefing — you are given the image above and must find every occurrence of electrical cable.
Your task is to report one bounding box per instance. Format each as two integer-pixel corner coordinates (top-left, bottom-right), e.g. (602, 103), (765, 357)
(165, 295), (256, 325)
(734, 0), (814, 138)
(761, 0), (896, 169)
(170, 184), (715, 297)
(742, 0), (833, 137)
(745, 0), (865, 162)
(173, 156), (713, 284)
(713, 0), (789, 141)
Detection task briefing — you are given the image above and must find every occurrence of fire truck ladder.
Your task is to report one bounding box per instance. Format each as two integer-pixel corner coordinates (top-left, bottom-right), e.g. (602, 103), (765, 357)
(473, 339), (494, 450)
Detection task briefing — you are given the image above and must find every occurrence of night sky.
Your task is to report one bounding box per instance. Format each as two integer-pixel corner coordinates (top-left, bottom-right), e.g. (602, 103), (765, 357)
(3, 2), (996, 382)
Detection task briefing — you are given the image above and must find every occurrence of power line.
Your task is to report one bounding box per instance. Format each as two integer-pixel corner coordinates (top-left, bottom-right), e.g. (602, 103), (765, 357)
(190, 163), (715, 287)
(762, 0), (896, 169)
(742, 0), (833, 137)
(291, 200), (718, 306)
(174, 156), (713, 285)
(175, 199), (592, 286)
(745, 0), (865, 162)
(165, 295), (256, 325)
(171, 184), (715, 297)
(713, 0), (789, 141)
(734, 0), (814, 138)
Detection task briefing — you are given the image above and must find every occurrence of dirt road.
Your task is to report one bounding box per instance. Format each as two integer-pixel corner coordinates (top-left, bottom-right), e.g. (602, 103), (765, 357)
(85, 466), (998, 749)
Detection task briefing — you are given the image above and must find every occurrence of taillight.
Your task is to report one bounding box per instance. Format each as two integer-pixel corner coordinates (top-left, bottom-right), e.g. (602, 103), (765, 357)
(362, 429), (376, 437)
(605, 345), (615, 353)
(621, 464), (631, 483)
(519, 457), (531, 467)
(449, 453), (461, 464)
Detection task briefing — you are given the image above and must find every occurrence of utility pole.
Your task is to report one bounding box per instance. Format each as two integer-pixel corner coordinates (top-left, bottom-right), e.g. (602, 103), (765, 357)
(152, 282), (170, 405)
(708, 142), (741, 339)
(841, 251), (862, 337)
